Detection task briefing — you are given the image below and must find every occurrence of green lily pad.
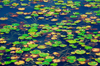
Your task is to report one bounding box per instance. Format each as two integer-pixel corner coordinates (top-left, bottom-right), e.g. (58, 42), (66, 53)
(30, 50), (41, 54)
(39, 53), (49, 57)
(77, 58), (86, 62)
(25, 58), (33, 62)
(29, 44), (38, 48)
(22, 47), (31, 51)
(44, 58), (52, 62)
(67, 40), (77, 43)
(35, 61), (42, 65)
(52, 44), (59, 47)
(75, 50), (86, 54)
(70, 15), (77, 18)
(18, 36), (26, 40)
(11, 60), (17, 62)
(0, 53), (3, 55)
(28, 28), (38, 32)
(20, 41), (28, 45)
(16, 50), (23, 53)
(4, 61), (11, 65)
(42, 61), (49, 65)
(50, 63), (58, 66)
(31, 23), (39, 27)
(67, 56), (76, 60)
(59, 44), (67, 47)
(84, 46), (93, 50)
(0, 46), (6, 50)
(37, 58), (44, 61)
(25, 16), (32, 19)
(0, 5), (3, 8)
(88, 61), (98, 66)
(67, 60), (75, 63)
(22, 34), (29, 37)
(13, 41), (20, 45)
(21, 3), (28, 6)
(25, 36), (32, 40)
(5, 49), (11, 52)
(12, 23), (20, 26)
(0, 62), (2, 64)
(95, 58), (100, 63)
(31, 14), (39, 17)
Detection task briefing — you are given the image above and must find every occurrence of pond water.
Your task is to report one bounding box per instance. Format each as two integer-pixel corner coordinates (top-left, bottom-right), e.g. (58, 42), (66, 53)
(0, 0), (100, 66)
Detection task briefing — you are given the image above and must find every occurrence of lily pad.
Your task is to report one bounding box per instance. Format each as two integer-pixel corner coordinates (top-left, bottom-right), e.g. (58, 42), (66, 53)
(88, 61), (98, 66)
(67, 56), (76, 60)
(67, 40), (77, 43)
(75, 50), (86, 54)
(25, 58), (33, 62)
(42, 61), (49, 65)
(22, 47), (31, 51)
(4, 61), (11, 65)
(95, 58), (100, 63)
(30, 50), (41, 54)
(39, 53), (49, 57)
(0, 46), (6, 50)
(50, 63), (58, 66)
(84, 46), (93, 50)
(16, 50), (23, 53)
(29, 44), (38, 48)
(77, 58), (86, 62)
(13, 41), (20, 45)
(37, 45), (46, 49)
(67, 60), (75, 63)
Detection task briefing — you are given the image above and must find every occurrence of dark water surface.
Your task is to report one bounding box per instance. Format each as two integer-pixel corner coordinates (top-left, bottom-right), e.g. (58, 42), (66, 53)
(0, 0), (100, 66)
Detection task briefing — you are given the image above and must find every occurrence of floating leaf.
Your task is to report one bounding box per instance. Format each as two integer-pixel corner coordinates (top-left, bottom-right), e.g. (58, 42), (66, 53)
(30, 50), (41, 54)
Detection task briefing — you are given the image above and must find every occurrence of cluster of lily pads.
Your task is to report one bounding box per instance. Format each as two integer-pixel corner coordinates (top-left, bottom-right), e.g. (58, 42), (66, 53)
(0, 0), (100, 66)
